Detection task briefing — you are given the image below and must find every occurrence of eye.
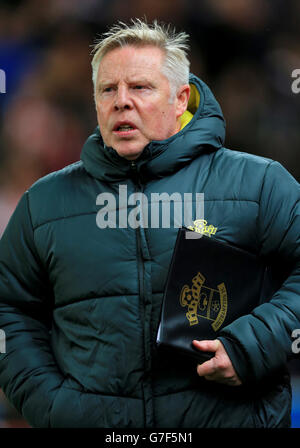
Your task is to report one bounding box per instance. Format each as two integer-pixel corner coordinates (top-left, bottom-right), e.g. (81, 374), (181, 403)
(99, 86), (114, 94)
(133, 85), (146, 90)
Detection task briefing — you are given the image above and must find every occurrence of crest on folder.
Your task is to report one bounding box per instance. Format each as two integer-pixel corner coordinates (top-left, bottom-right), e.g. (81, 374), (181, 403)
(179, 272), (228, 331)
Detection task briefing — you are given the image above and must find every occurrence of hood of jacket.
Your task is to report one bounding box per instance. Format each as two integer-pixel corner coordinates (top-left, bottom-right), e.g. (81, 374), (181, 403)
(81, 73), (226, 182)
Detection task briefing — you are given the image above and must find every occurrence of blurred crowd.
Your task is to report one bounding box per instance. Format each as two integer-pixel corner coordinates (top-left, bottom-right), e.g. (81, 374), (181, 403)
(0, 0), (300, 427)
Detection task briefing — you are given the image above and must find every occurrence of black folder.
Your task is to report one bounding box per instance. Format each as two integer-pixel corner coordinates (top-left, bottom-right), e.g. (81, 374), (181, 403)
(156, 228), (273, 363)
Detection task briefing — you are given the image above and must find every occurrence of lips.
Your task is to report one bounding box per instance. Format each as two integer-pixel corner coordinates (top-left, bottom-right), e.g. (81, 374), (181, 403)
(113, 121), (137, 132)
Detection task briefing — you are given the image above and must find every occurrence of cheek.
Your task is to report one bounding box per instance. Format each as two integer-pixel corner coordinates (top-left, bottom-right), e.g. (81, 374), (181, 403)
(151, 107), (176, 132)
(143, 103), (169, 126)
(96, 106), (108, 131)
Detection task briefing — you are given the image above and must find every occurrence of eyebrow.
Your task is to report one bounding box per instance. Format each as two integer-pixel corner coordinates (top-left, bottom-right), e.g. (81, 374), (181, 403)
(98, 76), (154, 88)
(97, 81), (113, 88)
(128, 77), (152, 84)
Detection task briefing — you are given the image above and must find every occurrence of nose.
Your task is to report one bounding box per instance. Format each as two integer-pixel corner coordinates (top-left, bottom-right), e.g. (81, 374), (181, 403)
(114, 85), (132, 111)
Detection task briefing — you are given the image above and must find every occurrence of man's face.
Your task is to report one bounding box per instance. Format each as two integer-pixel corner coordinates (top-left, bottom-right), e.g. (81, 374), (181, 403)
(95, 45), (189, 160)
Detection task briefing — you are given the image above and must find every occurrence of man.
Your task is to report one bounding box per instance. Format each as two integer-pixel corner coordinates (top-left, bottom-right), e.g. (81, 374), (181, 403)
(0, 19), (299, 428)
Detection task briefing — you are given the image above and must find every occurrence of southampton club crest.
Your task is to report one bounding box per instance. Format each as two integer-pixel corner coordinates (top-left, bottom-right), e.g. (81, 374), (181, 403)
(180, 272), (228, 331)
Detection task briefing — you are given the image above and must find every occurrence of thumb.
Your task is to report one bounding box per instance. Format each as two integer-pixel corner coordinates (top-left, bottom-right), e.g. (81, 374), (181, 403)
(192, 339), (220, 353)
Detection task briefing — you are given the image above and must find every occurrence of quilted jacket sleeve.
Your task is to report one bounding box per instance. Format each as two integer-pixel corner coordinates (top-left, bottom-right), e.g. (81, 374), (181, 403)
(0, 191), (64, 427)
(219, 161), (300, 384)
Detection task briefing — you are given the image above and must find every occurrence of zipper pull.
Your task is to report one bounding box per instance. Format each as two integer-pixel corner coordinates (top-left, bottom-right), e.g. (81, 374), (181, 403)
(130, 161), (140, 186)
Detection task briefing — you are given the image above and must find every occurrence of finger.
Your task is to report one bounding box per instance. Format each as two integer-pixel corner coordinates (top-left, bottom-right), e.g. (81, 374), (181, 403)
(203, 374), (218, 382)
(192, 339), (220, 353)
(196, 358), (216, 377)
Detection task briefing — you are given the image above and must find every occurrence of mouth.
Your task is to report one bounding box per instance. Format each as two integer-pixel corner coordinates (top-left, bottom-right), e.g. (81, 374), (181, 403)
(113, 121), (138, 137)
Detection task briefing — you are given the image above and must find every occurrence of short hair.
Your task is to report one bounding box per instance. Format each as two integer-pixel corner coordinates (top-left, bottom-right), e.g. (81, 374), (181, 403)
(91, 18), (190, 102)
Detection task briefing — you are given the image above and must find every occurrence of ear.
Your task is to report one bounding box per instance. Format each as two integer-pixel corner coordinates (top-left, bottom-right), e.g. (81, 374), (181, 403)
(175, 84), (191, 119)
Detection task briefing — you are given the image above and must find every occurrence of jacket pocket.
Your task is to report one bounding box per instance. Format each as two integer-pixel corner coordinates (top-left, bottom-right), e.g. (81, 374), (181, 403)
(49, 377), (144, 428)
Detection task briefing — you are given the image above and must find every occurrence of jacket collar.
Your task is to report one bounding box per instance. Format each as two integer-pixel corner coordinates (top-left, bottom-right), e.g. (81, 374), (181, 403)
(81, 74), (226, 182)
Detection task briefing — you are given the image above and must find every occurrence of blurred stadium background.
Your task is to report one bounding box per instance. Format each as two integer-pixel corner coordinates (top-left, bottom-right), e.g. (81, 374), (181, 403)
(0, 0), (300, 428)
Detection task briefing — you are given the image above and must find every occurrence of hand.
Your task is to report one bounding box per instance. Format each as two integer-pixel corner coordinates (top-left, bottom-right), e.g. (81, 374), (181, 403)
(192, 339), (242, 386)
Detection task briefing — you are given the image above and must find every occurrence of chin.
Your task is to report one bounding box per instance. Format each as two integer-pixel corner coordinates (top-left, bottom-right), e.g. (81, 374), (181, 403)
(115, 144), (145, 161)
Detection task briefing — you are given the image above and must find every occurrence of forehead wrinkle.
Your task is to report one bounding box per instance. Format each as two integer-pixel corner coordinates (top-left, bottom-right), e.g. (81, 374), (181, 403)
(97, 69), (158, 90)
(97, 46), (165, 85)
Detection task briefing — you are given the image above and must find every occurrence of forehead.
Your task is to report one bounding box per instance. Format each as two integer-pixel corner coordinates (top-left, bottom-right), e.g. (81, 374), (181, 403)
(97, 45), (165, 83)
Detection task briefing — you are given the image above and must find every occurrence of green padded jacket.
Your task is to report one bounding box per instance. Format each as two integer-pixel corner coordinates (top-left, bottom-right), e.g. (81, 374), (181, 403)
(0, 74), (299, 428)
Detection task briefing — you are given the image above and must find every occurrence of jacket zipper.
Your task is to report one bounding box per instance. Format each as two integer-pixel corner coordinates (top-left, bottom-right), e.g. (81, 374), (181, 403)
(130, 161), (153, 427)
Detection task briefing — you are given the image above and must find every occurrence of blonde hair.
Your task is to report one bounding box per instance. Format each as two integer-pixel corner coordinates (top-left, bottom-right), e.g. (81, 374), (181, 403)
(91, 18), (190, 102)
